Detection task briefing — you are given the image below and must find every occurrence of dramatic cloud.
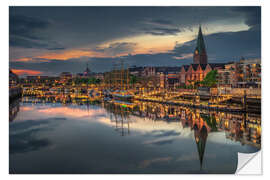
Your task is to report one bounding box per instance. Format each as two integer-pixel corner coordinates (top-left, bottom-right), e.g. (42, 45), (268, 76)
(144, 19), (174, 26)
(144, 27), (181, 36)
(233, 7), (261, 31)
(9, 14), (65, 50)
(93, 42), (137, 56)
(9, 7), (261, 76)
(9, 14), (50, 40)
(172, 53), (193, 60)
(12, 68), (43, 76)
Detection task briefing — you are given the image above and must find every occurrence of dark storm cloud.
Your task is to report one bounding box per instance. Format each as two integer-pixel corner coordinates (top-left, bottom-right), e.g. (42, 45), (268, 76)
(9, 14), (50, 40)
(144, 27), (181, 36)
(93, 42), (137, 56)
(9, 14), (66, 50)
(10, 7), (259, 49)
(232, 7), (261, 30)
(147, 19), (174, 26)
(10, 36), (65, 50)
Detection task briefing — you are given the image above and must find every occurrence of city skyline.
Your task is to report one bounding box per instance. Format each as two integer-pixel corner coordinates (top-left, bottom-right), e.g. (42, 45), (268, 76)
(9, 7), (260, 76)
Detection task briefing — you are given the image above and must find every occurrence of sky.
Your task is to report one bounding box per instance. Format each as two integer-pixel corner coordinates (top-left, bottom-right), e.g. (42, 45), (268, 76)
(9, 6), (261, 76)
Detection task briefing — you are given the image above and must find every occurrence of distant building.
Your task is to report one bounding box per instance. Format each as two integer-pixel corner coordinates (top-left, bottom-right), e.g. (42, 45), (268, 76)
(76, 63), (95, 78)
(129, 66), (144, 76)
(60, 72), (72, 80)
(95, 73), (104, 80)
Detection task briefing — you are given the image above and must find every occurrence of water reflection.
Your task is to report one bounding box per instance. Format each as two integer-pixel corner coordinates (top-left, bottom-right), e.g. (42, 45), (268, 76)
(104, 101), (261, 149)
(9, 97), (261, 173)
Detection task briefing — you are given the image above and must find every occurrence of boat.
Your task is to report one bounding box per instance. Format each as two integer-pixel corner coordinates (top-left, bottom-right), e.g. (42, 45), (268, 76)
(111, 90), (134, 102)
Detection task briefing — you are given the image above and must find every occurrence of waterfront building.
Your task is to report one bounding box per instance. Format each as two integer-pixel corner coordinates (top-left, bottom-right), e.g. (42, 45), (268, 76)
(128, 66), (144, 76)
(159, 72), (165, 89)
(94, 73), (104, 80)
(25, 76), (52, 85)
(179, 63), (225, 86)
(60, 72), (72, 80)
(142, 67), (156, 77)
(9, 69), (19, 87)
(217, 58), (261, 88)
(129, 66), (181, 78)
(167, 73), (180, 90)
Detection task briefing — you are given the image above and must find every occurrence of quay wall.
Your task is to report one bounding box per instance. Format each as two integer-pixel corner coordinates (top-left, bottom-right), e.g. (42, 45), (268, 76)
(218, 88), (261, 97)
(9, 87), (22, 102)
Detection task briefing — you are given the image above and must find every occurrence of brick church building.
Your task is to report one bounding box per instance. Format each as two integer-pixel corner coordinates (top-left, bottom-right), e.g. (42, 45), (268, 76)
(179, 26), (225, 85)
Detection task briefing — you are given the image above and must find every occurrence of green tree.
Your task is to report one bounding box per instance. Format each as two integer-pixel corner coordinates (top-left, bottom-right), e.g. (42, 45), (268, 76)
(201, 70), (218, 87)
(129, 74), (137, 84)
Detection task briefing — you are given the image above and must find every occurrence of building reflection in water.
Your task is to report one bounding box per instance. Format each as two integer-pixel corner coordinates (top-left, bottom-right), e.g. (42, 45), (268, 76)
(194, 124), (208, 170)
(13, 96), (261, 170)
(103, 100), (261, 169)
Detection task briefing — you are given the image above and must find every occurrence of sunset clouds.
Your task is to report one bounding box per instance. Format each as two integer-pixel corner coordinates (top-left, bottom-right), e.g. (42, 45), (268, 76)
(12, 69), (43, 76)
(9, 7), (260, 76)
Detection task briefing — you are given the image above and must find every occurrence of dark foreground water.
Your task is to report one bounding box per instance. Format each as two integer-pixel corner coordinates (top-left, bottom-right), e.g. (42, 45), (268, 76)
(9, 97), (261, 174)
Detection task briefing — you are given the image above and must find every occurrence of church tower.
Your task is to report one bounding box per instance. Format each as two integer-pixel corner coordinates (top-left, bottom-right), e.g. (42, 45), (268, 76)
(83, 63), (91, 77)
(193, 26), (208, 64)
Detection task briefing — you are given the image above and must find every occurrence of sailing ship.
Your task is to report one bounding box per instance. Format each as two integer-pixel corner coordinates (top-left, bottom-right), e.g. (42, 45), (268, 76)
(105, 59), (134, 102)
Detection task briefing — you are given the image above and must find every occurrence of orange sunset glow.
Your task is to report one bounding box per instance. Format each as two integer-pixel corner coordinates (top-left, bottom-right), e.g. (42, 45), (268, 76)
(12, 69), (43, 76)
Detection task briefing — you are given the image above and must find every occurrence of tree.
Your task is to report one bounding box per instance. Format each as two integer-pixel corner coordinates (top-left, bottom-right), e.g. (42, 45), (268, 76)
(201, 70), (218, 87)
(129, 74), (137, 84)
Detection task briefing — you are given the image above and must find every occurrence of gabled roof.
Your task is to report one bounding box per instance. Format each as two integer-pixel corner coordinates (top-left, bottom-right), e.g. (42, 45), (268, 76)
(181, 65), (190, 72)
(200, 64), (208, 70)
(190, 64), (199, 71)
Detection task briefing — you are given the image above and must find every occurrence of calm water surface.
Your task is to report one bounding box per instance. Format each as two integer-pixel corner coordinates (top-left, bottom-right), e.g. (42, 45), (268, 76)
(9, 97), (261, 174)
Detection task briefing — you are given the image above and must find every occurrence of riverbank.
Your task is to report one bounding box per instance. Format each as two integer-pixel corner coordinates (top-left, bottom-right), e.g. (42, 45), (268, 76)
(134, 97), (260, 114)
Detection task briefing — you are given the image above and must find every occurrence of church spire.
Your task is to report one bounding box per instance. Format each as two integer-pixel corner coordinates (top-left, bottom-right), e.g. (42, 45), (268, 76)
(194, 124), (208, 170)
(196, 26), (206, 54)
(193, 25), (208, 64)
(84, 62), (91, 76)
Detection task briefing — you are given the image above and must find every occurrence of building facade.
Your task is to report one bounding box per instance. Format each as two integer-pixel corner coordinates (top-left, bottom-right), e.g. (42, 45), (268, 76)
(217, 58), (261, 88)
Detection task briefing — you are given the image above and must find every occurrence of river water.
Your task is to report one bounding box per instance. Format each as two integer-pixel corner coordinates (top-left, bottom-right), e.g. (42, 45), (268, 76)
(9, 97), (261, 174)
